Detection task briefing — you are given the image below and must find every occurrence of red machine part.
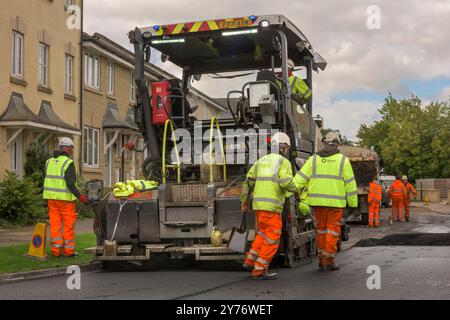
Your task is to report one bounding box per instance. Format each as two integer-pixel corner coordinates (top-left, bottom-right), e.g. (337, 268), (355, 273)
(151, 81), (171, 125)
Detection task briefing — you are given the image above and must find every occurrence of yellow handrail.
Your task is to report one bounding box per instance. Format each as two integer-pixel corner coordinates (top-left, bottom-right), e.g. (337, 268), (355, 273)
(209, 117), (227, 183)
(162, 119), (181, 184)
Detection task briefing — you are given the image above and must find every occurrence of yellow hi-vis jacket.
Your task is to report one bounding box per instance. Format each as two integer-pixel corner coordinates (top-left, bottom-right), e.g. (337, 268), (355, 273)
(241, 153), (299, 214)
(127, 180), (158, 192)
(43, 155), (77, 201)
(294, 152), (358, 208)
(276, 76), (312, 104)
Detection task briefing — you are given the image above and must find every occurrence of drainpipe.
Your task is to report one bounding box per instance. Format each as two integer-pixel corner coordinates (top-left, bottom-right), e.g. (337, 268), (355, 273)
(79, 0), (84, 175)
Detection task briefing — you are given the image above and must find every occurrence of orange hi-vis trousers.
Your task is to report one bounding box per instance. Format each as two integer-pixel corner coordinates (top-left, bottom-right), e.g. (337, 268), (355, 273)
(47, 200), (78, 257)
(368, 201), (380, 227)
(244, 210), (282, 276)
(391, 197), (404, 222)
(404, 198), (411, 220)
(314, 207), (343, 266)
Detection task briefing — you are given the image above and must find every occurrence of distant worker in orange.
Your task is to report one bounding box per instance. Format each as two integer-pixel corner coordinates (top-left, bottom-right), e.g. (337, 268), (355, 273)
(402, 175), (417, 222)
(388, 176), (407, 223)
(368, 176), (382, 227)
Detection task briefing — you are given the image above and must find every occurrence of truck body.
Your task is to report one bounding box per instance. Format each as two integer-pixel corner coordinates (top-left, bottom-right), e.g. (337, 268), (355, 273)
(87, 15), (327, 267)
(338, 145), (379, 224)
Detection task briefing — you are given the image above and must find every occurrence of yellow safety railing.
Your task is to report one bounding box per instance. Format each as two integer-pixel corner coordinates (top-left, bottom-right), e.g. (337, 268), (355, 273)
(209, 117), (227, 183)
(162, 119), (181, 184)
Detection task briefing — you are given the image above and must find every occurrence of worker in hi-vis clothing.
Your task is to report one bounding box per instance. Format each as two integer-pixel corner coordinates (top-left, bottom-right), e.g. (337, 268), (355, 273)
(402, 175), (417, 222)
(43, 137), (89, 257)
(388, 176), (407, 223)
(276, 59), (312, 105)
(368, 175), (382, 227)
(241, 132), (299, 280)
(294, 131), (358, 271)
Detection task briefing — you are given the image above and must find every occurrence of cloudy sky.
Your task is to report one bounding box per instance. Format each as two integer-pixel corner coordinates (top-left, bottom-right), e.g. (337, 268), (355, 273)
(84, 0), (450, 141)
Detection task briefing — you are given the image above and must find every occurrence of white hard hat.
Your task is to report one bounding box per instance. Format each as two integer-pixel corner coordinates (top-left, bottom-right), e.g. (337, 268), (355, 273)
(402, 175), (408, 180)
(58, 137), (74, 148)
(323, 131), (342, 144)
(287, 59), (295, 70)
(272, 132), (291, 147)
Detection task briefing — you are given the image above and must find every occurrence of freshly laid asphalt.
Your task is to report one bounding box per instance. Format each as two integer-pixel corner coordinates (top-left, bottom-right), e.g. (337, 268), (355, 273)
(1, 207), (450, 300)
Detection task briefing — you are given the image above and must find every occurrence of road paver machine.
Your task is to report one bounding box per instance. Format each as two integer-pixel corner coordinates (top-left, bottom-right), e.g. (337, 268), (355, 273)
(88, 15), (327, 267)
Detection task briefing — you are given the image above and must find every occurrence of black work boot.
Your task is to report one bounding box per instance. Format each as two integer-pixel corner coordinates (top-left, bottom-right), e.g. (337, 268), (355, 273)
(252, 271), (278, 280)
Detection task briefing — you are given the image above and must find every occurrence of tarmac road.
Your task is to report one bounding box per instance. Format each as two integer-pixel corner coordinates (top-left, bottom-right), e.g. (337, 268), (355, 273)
(1, 207), (450, 300)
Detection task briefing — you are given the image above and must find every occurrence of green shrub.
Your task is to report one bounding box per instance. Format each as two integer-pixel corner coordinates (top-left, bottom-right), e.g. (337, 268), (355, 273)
(24, 143), (50, 187)
(0, 171), (47, 226)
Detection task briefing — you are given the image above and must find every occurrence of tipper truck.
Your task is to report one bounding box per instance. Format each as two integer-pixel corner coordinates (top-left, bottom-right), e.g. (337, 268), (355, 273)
(338, 145), (379, 224)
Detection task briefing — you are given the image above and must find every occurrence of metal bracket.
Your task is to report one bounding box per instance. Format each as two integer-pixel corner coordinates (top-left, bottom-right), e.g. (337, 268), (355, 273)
(3, 128), (24, 151)
(104, 129), (120, 155)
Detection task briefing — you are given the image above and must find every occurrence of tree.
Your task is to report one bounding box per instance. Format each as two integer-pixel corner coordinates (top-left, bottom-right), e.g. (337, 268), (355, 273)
(357, 95), (450, 179)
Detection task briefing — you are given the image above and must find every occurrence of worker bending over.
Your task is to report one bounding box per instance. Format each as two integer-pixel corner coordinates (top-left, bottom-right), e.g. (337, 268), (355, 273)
(388, 176), (407, 223)
(43, 138), (88, 257)
(402, 175), (417, 222)
(241, 132), (299, 280)
(368, 176), (382, 227)
(294, 131), (358, 271)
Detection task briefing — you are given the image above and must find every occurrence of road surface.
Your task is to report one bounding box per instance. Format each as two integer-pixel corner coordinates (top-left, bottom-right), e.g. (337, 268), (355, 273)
(1, 207), (450, 300)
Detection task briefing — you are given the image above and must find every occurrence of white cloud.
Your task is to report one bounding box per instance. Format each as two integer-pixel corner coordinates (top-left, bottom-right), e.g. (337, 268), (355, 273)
(315, 99), (381, 141)
(83, 0), (450, 139)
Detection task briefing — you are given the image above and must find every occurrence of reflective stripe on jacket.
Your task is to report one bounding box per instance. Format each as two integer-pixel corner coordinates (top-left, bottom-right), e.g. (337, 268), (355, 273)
(389, 180), (407, 199)
(290, 76), (312, 103)
(43, 155), (77, 201)
(276, 76), (312, 104)
(293, 153), (358, 208)
(127, 180), (158, 192)
(241, 153), (298, 214)
(368, 181), (382, 203)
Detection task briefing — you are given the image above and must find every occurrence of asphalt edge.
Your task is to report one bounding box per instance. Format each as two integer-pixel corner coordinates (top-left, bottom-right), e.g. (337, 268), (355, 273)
(0, 262), (102, 285)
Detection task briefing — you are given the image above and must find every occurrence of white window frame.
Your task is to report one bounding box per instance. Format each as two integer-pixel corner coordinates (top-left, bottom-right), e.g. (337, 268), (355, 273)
(65, 54), (74, 95)
(129, 73), (136, 102)
(83, 127), (100, 168)
(38, 43), (49, 87)
(107, 62), (115, 95)
(84, 53), (100, 90)
(12, 32), (24, 78)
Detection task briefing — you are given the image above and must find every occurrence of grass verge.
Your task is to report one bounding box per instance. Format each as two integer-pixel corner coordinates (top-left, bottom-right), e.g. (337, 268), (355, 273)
(0, 233), (96, 275)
